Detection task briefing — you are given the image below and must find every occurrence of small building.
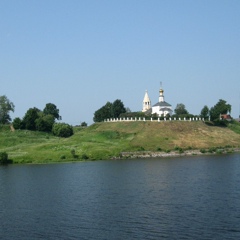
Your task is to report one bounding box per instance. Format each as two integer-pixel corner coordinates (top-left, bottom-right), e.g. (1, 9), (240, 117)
(220, 114), (232, 121)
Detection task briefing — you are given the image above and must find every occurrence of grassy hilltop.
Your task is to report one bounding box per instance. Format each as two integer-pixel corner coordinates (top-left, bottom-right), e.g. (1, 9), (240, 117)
(0, 121), (240, 164)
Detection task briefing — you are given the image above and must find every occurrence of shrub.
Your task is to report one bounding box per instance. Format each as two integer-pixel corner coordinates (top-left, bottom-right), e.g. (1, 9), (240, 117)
(174, 146), (184, 153)
(200, 149), (206, 153)
(12, 117), (23, 129)
(52, 123), (73, 138)
(35, 114), (55, 132)
(208, 147), (217, 153)
(71, 149), (78, 158)
(178, 148), (184, 154)
(216, 149), (223, 154)
(0, 152), (8, 164)
(139, 146), (145, 151)
(81, 153), (89, 160)
(80, 122), (88, 127)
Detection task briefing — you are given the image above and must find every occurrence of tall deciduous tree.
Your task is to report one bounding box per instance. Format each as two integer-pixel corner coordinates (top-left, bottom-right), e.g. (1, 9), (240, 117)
(111, 99), (126, 118)
(0, 95), (15, 124)
(210, 99), (231, 121)
(200, 105), (209, 119)
(174, 103), (189, 115)
(35, 114), (55, 132)
(12, 117), (23, 129)
(22, 107), (41, 130)
(43, 103), (61, 120)
(93, 102), (113, 122)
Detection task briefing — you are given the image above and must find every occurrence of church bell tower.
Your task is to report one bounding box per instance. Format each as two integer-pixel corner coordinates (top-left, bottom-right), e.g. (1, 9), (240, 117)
(142, 90), (151, 112)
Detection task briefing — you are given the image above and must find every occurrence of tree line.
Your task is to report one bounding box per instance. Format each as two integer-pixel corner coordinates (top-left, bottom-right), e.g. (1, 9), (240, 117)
(93, 98), (232, 124)
(0, 95), (73, 138)
(0, 95), (233, 130)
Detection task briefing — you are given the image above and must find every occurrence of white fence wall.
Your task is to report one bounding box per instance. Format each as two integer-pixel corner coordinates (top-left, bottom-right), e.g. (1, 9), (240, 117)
(104, 117), (205, 122)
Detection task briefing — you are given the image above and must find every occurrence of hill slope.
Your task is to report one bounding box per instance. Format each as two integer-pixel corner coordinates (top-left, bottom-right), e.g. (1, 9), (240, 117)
(0, 121), (240, 163)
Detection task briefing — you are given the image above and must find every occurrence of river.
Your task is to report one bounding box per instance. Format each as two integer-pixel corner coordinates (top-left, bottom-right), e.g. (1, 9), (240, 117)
(0, 153), (240, 239)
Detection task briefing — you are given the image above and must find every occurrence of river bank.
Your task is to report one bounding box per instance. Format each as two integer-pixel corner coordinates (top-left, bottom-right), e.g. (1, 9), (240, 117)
(119, 148), (240, 159)
(1, 121), (240, 164)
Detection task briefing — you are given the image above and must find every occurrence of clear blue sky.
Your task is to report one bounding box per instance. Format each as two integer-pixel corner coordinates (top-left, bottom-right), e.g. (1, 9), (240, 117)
(1, 0), (239, 125)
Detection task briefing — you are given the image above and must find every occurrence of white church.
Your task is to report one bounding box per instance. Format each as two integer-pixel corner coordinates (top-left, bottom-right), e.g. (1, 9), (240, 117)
(142, 86), (173, 117)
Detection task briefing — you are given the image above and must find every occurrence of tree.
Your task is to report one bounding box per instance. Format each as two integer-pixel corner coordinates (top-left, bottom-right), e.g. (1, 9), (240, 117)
(35, 114), (55, 132)
(174, 103), (189, 115)
(22, 107), (41, 130)
(93, 102), (113, 122)
(43, 103), (61, 120)
(0, 95), (15, 124)
(80, 121), (87, 127)
(52, 123), (73, 137)
(12, 117), (23, 130)
(209, 99), (231, 121)
(200, 105), (209, 119)
(93, 100), (127, 122)
(111, 99), (126, 118)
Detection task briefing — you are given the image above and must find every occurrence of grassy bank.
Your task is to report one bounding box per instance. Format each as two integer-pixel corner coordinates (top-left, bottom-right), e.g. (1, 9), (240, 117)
(0, 121), (240, 164)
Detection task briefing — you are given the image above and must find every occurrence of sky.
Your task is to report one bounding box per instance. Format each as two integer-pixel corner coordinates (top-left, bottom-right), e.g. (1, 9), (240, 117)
(0, 0), (240, 125)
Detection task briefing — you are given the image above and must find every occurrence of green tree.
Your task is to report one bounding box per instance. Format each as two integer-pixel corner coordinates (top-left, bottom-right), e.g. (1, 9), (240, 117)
(35, 114), (55, 132)
(174, 103), (189, 115)
(93, 102), (113, 122)
(52, 123), (73, 137)
(80, 121), (87, 127)
(0, 95), (15, 124)
(43, 103), (61, 120)
(111, 99), (126, 118)
(210, 99), (231, 121)
(200, 105), (209, 119)
(22, 107), (41, 130)
(12, 117), (23, 129)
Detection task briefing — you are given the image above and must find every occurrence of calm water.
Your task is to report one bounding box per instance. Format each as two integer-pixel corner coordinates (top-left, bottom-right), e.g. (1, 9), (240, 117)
(0, 154), (240, 240)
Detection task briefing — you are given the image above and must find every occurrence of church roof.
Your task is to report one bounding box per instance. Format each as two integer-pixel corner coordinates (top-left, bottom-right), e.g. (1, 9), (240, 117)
(159, 107), (173, 112)
(143, 90), (151, 103)
(152, 101), (172, 107)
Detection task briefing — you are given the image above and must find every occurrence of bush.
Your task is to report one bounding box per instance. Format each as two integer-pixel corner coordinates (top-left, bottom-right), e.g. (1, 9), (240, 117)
(139, 146), (145, 151)
(80, 122), (88, 127)
(52, 123), (74, 138)
(12, 117), (23, 129)
(208, 147), (217, 153)
(179, 148), (184, 154)
(71, 149), (78, 158)
(35, 114), (55, 132)
(81, 153), (89, 160)
(0, 152), (8, 164)
(200, 149), (206, 153)
(174, 146), (184, 153)
(216, 149), (223, 154)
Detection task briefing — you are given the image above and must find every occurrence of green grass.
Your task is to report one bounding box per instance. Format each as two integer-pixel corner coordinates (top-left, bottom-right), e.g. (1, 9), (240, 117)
(1, 121), (240, 164)
(227, 120), (240, 134)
